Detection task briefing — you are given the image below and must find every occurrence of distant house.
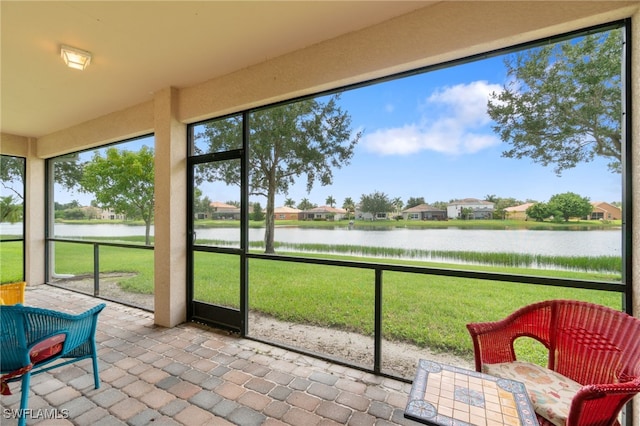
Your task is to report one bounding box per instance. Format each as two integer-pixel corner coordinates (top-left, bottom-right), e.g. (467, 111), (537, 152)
(97, 207), (126, 220)
(504, 202), (535, 221)
(402, 203), (447, 221)
(447, 198), (494, 220)
(355, 207), (390, 221)
(274, 206), (302, 220)
(210, 201), (240, 220)
(588, 201), (621, 220)
(303, 205), (347, 221)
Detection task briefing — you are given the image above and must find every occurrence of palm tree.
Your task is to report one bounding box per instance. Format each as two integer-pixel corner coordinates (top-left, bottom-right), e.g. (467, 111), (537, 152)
(342, 197), (355, 220)
(325, 195), (336, 207)
(284, 198), (296, 208)
(392, 197), (403, 216)
(297, 198), (315, 211)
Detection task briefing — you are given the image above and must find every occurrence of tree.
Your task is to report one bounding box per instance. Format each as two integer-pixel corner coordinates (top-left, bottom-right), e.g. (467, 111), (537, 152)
(199, 95), (360, 253)
(487, 29), (622, 175)
(63, 208), (88, 220)
(80, 147), (155, 245)
(431, 200), (448, 211)
(297, 198), (316, 211)
(359, 191), (393, 220)
(491, 196), (523, 219)
(342, 197), (355, 220)
(55, 200), (81, 211)
(405, 197), (426, 209)
(0, 196), (22, 223)
(391, 197), (403, 215)
(325, 195), (336, 207)
(547, 192), (593, 222)
(284, 198), (296, 208)
(526, 202), (552, 222)
(252, 202), (264, 221)
(0, 155), (25, 201)
(193, 188), (214, 219)
(460, 207), (474, 220)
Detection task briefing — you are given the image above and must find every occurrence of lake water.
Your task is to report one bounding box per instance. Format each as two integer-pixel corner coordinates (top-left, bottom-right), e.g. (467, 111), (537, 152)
(0, 222), (619, 257)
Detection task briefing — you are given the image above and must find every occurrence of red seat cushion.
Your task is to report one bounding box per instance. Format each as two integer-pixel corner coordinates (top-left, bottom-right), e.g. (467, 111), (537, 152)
(0, 335), (65, 395)
(30, 334), (66, 364)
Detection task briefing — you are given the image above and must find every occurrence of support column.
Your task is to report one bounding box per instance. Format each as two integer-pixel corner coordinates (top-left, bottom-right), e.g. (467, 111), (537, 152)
(631, 10), (639, 426)
(153, 87), (187, 327)
(25, 138), (45, 285)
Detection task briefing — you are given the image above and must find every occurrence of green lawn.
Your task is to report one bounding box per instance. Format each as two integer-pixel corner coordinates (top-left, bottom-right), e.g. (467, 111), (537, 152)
(2, 238), (622, 363)
(0, 241), (23, 283)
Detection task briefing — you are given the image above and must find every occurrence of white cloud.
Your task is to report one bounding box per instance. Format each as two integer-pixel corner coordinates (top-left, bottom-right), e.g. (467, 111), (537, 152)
(362, 80), (503, 156)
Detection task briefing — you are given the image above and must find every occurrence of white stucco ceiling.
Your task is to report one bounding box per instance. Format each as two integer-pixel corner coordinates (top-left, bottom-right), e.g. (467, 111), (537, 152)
(2, 1), (638, 142)
(1, 1), (434, 138)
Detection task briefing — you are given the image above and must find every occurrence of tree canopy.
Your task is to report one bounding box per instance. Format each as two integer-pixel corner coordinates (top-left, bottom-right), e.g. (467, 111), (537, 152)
(405, 197), (425, 209)
(80, 146), (155, 245)
(198, 95), (360, 253)
(547, 192), (592, 221)
(487, 29), (622, 175)
(0, 196), (22, 223)
(526, 202), (552, 222)
(0, 155), (25, 201)
(359, 191), (393, 219)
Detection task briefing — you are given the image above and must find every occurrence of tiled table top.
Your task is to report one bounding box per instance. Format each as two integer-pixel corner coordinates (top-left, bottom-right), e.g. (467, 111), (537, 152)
(405, 359), (537, 426)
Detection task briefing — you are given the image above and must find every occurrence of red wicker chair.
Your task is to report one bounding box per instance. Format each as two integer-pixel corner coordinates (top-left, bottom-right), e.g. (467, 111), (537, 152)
(467, 300), (640, 426)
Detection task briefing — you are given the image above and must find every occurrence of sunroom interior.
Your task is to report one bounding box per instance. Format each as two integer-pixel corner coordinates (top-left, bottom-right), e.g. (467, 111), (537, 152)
(2, 1), (640, 425)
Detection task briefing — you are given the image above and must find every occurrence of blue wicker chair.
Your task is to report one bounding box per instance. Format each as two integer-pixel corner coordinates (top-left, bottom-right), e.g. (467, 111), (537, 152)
(0, 303), (106, 426)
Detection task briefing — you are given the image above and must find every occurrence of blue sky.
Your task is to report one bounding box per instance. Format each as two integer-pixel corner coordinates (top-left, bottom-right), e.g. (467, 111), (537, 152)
(277, 54), (621, 208)
(57, 47), (621, 209)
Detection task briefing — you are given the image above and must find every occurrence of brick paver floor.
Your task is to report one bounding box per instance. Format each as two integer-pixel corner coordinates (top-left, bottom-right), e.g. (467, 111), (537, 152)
(1, 285), (421, 425)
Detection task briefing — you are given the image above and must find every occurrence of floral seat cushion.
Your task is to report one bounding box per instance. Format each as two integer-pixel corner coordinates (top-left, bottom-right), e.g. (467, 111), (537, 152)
(483, 361), (582, 426)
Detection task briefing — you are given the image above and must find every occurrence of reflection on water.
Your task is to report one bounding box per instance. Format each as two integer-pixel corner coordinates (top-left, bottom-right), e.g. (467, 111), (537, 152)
(2, 223), (618, 257)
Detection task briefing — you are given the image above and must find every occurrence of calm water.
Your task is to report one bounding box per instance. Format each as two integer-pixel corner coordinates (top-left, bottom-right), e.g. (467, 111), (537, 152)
(0, 222), (619, 257)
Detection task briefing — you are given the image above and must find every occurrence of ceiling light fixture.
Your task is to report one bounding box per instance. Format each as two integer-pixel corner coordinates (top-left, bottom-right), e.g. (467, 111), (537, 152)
(60, 45), (92, 70)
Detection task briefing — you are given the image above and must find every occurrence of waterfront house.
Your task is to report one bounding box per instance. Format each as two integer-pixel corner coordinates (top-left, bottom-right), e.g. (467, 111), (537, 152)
(274, 205), (303, 220)
(402, 203), (447, 221)
(446, 198), (495, 220)
(210, 201), (240, 220)
(355, 208), (391, 221)
(504, 202), (535, 221)
(302, 205), (347, 221)
(589, 201), (622, 220)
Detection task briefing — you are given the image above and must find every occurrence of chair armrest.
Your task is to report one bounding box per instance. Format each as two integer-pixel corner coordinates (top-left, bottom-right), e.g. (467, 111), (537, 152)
(467, 301), (555, 372)
(467, 320), (518, 371)
(566, 378), (640, 426)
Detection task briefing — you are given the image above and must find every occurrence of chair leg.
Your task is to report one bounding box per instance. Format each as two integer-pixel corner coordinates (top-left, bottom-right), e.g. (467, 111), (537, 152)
(91, 342), (100, 389)
(18, 372), (30, 426)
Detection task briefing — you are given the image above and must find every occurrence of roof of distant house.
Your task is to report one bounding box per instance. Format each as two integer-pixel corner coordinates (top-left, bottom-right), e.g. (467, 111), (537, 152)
(304, 205), (347, 214)
(504, 202), (535, 212)
(447, 198), (494, 206)
(591, 201), (618, 207)
(274, 206), (302, 213)
(210, 201), (238, 210)
(402, 203), (445, 213)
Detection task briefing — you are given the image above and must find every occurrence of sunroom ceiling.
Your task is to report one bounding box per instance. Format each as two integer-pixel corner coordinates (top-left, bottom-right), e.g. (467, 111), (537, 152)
(1, 1), (637, 142)
(0, 1), (433, 139)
